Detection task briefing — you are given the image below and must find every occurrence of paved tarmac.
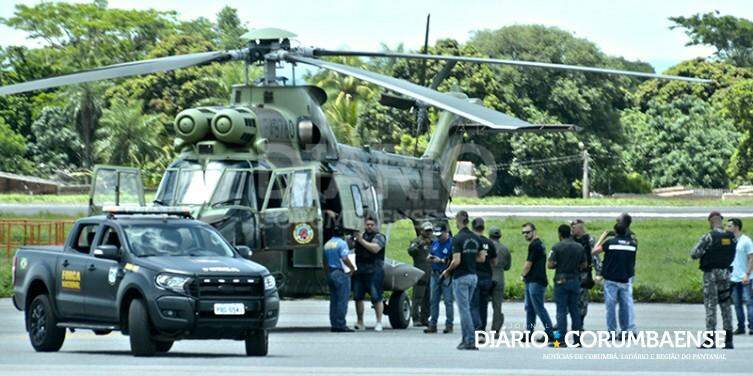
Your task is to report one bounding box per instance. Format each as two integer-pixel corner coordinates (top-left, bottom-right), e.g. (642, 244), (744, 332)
(0, 298), (750, 375)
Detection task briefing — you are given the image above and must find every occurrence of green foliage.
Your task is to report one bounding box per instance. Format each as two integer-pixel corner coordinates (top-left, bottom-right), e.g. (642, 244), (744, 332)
(719, 79), (753, 182)
(622, 95), (738, 188)
(215, 6), (248, 50)
(27, 106), (84, 176)
(670, 11), (753, 67)
(0, 118), (32, 174)
(96, 98), (162, 167)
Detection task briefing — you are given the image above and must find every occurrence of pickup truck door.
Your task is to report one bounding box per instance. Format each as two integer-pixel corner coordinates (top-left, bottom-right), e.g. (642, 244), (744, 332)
(259, 167), (322, 267)
(83, 224), (123, 322)
(55, 222), (99, 319)
(88, 165), (145, 216)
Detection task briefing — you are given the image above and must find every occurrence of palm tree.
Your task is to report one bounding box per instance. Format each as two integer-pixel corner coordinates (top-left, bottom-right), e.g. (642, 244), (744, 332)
(64, 82), (108, 168)
(96, 98), (163, 166)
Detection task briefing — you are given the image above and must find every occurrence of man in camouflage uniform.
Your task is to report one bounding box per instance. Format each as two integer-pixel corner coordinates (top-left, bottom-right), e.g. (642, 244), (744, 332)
(691, 211), (736, 349)
(571, 219), (597, 326)
(407, 221), (433, 326)
(488, 226), (511, 336)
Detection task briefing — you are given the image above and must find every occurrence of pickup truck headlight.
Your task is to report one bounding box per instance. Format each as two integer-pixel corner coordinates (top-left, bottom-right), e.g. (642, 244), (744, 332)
(155, 273), (192, 294)
(263, 275), (276, 291)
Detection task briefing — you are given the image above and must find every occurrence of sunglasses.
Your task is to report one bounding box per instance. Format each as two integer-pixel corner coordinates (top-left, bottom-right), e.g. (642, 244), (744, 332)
(521, 230), (532, 235)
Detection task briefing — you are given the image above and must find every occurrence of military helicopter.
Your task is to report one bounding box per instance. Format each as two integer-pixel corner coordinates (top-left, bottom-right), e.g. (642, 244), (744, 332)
(0, 27), (708, 329)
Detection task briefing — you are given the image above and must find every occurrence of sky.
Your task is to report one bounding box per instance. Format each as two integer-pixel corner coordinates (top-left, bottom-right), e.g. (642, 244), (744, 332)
(0, 0), (751, 73)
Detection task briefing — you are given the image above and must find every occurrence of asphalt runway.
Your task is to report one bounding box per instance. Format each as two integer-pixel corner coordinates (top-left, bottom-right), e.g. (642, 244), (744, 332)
(0, 298), (751, 375)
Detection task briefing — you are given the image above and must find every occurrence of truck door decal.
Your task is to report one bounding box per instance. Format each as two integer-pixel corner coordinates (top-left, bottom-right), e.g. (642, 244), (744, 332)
(61, 269), (81, 291)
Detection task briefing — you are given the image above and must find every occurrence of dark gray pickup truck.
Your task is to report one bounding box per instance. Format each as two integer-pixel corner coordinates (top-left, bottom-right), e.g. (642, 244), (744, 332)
(12, 207), (279, 356)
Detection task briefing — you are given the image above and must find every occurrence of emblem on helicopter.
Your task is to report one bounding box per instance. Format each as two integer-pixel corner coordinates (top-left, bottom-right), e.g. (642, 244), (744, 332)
(292, 223), (315, 244)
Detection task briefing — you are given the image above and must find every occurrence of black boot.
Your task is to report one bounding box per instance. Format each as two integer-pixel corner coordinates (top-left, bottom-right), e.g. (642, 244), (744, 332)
(698, 333), (715, 349)
(724, 330), (734, 349)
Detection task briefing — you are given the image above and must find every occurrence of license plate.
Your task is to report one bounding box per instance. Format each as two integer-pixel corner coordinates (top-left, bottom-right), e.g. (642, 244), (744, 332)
(213, 303), (245, 315)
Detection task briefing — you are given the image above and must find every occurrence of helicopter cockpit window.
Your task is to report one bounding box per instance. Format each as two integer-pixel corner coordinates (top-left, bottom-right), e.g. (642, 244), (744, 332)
(210, 169), (254, 208)
(154, 169), (177, 205)
(289, 171), (314, 208)
(351, 185), (364, 217)
(161, 161), (226, 205)
(265, 173), (290, 209)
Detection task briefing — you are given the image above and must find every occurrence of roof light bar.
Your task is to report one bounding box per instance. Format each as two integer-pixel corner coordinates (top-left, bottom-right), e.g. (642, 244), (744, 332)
(102, 206), (193, 219)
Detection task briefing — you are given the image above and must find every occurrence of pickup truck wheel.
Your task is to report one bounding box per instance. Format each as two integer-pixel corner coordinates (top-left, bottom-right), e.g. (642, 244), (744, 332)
(128, 299), (157, 357)
(244, 330), (268, 356)
(27, 295), (66, 352)
(155, 340), (173, 353)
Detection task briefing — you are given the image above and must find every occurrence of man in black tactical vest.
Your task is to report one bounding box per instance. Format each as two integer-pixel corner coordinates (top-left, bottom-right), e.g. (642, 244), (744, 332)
(691, 211), (737, 349)
(353, 216), (388, 331)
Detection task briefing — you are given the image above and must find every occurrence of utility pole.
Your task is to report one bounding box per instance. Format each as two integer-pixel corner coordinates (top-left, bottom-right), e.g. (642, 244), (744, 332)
(581, 147), (590, 199)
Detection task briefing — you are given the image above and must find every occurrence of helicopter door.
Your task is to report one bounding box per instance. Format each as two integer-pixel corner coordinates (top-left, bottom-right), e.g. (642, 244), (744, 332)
(334, 175), (368, 232)
(259, 167), (322, 262)
(88, 165), (145, 216)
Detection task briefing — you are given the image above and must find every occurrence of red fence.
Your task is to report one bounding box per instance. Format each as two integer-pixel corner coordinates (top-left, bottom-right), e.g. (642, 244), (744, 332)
(0, 220), (75, 257)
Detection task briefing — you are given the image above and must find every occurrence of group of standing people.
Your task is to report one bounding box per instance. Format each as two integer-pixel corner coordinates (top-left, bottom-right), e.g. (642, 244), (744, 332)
(690, 211), (753, 349)
(323, 209), (753, 351)
(322, 216), (387, 332)
(410, 212), (639, 349)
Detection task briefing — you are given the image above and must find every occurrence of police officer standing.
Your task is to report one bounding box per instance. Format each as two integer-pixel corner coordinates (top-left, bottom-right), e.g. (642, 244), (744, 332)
(593, 221), (638, 339)
(471, 218), (497, 332)
(489, 226), (511, 336)
(441, 210), (487, 350)
(548, 224), (586, 346)
(322, 226), (356, 332)
(691, 211), (736, 349)
(408, 222), (433, 327)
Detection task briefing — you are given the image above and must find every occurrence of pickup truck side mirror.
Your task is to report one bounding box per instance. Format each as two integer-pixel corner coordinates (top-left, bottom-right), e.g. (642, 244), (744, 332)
(236, 245), (253, 260)
(93, 245), (120, 261)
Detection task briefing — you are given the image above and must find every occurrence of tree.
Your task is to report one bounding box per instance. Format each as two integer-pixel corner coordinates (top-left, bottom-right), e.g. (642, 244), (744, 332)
(622, 95), (738, 188)
(718, 79), (753, 182)
(215, 6), (247, 50)
(27, 106), (84, 177)
(670, 12), (753, 67)
(0, 118), (32, 174)
(96, 98), (162, 166)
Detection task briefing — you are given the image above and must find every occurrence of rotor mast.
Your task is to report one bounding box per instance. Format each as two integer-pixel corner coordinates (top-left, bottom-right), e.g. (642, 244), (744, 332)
(240, 28), (298, 86)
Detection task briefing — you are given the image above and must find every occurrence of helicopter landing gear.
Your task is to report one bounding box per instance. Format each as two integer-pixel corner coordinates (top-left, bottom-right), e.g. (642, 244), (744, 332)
(385, 290), (411, 329)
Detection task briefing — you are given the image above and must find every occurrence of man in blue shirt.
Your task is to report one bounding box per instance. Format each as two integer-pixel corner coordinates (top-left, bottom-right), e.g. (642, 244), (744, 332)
(323, 226), (356, 332)
(726, 218), (753, 335)
(424, 223), (454, 334)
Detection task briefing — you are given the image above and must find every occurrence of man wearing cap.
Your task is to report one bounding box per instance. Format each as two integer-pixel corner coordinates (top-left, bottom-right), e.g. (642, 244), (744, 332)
(407, 221), (434, 326)
(489, 226), (511, 336)
(593, 220), (638, 339)
(471, 217), (497, 332)
(424, 223), (454, 334)
(691, 211), (736, 349)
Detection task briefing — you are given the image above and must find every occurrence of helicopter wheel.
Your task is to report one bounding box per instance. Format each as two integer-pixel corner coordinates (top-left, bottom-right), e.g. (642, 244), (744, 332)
(387, 291), (411, 329)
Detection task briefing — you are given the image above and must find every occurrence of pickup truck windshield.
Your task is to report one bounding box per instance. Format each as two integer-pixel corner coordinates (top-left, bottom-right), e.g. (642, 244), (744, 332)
(123, 223), (235, 257)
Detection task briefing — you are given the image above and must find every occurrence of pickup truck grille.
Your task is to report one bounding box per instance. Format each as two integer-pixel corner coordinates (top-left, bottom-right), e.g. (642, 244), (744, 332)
(190, 276), (264, 298)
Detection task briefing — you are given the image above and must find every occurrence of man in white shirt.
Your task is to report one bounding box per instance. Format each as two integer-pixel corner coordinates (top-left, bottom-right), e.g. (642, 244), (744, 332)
(726, 218), (753, 335)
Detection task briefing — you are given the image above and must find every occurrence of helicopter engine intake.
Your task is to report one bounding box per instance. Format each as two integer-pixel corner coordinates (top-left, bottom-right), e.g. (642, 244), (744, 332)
(211, 107), (257, 145)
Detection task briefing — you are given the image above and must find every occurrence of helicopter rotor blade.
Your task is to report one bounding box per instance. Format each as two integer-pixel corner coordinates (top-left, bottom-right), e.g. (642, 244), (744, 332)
(287, 53), (561, 131)
(311, 49), (711, 83)
(0, 50), (242, 96)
